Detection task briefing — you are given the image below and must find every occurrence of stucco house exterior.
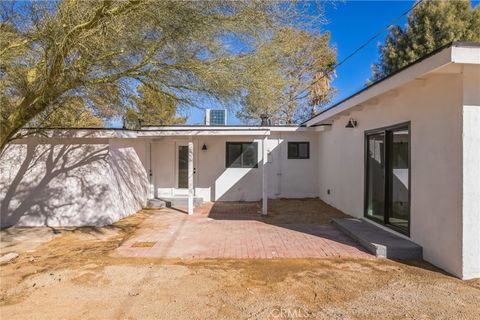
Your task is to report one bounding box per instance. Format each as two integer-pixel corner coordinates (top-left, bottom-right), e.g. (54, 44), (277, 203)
(1, 42), (479, 279)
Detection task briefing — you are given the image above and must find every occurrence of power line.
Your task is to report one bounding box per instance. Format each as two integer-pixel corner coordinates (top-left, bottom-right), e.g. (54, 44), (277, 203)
(309, 0), (425, 91)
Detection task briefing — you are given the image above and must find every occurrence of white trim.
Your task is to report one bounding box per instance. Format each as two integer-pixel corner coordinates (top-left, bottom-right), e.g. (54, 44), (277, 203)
(452, 46), (480, 64)
(138, 129), (272, 137)
(262, 135), (268, 215)
(188, 137), (194, 215)
(14, 127), (316, 140)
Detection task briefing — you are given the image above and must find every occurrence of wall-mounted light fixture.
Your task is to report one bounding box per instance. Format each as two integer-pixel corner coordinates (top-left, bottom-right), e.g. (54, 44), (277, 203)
(202, 144), (208, 151)
(345, 118), (357, 128)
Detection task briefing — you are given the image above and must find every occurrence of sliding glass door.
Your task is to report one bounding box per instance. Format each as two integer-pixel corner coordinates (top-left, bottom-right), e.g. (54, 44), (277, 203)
(366, 132), (386, 223)
(365, 123), (410, 235)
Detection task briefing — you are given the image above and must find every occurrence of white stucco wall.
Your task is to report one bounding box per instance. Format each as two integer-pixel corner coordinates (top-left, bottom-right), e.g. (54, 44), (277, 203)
(150, 131), (318, 202)
(317, 73), (467, 278)
(461, 65), (480, 280)
(0, 137), (148, 227)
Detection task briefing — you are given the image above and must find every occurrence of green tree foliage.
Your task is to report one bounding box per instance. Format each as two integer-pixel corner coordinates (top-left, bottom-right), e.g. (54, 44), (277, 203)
(124, 85), (186, 128)
(372, 0), (480, 81)
(0, 0), (336, 151)
(238, 27), (336, 124)
(0, 0), (283, 150)
(39, 97), (104, 128)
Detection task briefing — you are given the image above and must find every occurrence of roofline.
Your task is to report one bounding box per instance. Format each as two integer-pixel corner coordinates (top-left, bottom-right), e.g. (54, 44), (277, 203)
(16, 124), (316, 139)
(23, 124), (306, 131)
(140, 124), (303, 128)
(302, 41), (480, 126)
(24, 127), (133, 131)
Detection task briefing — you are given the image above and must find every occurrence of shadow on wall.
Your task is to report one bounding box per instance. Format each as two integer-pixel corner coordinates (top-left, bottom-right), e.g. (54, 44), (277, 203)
(109, 141), (149, 217)
(0, 139), (148, 228)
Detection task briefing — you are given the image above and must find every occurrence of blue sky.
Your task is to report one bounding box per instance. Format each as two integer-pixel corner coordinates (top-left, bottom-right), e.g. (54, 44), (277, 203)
(179, 1), (478, 125)
(185, 0), (417, 124)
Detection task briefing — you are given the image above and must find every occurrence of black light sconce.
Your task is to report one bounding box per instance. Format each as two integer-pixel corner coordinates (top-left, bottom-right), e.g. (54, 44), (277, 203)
(202, 143), (208, 151)
(345, 118), (357, 128)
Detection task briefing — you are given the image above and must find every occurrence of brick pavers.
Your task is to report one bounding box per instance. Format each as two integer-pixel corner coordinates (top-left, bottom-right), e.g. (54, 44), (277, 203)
(116, 204), (372, 259)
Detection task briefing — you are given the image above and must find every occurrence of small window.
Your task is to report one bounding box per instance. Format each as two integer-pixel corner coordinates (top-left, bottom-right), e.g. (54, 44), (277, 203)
(288, 142), (310, 159)
(226, 142), (258, 168)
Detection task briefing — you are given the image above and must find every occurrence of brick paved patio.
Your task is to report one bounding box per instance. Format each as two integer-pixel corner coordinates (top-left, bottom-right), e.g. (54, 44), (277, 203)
(116, 201), (372, 259)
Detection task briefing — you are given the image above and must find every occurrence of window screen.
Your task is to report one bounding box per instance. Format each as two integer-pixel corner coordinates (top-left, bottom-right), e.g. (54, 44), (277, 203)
(226, 142), (258, 168)
(288, 142), (310, 159)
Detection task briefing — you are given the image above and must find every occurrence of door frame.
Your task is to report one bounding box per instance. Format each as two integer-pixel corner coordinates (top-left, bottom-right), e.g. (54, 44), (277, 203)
(364, 121), (411, 236)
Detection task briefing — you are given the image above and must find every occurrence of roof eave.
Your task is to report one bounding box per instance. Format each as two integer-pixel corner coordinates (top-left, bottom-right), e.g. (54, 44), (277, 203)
(305, 45), (455, 127)
(305, 42), (480, 127)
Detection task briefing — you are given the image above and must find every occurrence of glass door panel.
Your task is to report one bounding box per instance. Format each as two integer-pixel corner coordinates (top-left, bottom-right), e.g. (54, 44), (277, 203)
(366, 133), (386, 223)
(387, 128), (410, 231)
(177, 145), (188, 188)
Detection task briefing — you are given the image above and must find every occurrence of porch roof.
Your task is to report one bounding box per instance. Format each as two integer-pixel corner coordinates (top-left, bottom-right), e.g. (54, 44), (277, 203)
(19, 125), (322, 139)
(136, 125), (318, 137)
(137, 128), (271, 137)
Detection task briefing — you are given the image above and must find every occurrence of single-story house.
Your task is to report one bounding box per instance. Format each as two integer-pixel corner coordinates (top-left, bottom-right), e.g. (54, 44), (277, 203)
(1, 42), (479, 279)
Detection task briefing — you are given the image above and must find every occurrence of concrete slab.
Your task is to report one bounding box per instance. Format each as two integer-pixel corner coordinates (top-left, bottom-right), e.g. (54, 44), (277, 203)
(332, 218), (422, 260)
(115, 206), (373, 259)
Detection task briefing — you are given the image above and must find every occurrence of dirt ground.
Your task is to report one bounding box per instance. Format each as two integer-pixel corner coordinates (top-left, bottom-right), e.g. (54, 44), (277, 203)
(1, 200), (479, 320)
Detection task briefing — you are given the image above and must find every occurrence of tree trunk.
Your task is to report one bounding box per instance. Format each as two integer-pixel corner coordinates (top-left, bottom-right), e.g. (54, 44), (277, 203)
(0, 94), (49, 153)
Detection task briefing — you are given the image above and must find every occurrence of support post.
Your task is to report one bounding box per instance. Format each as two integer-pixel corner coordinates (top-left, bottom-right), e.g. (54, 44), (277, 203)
(148, 141), (154, 200)
(262, 135), (268, 215)
(188, 137), (194, 215)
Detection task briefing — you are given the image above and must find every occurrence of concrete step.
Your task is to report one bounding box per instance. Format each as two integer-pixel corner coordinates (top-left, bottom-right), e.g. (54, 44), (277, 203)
(145, 199), (166, 209)
(332, 218), (422, 260)
(157, 196), (203, 207)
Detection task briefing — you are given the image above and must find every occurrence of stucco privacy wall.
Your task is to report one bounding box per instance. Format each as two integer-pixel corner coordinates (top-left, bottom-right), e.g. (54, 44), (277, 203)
(0, 137), (148, 227)
(150, 131), (318, 201)
(317, 73), (465, 278)
(462, 65), (480, 280)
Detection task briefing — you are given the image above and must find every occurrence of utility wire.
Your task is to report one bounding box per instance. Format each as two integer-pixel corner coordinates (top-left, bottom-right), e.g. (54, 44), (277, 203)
(308, 0), (425, 91)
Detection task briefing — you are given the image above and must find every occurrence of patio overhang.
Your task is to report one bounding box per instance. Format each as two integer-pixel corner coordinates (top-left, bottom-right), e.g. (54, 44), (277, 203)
(137, 129), (271, 137)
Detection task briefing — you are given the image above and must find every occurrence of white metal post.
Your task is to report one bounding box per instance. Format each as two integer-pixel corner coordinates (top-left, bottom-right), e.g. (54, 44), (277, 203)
(188, 137), (194, 215)
(262, 135), (268, 215)
(148, 141), (154, 200)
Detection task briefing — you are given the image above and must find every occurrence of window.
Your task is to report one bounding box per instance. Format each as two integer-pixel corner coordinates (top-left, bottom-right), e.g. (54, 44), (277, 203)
(226, 142), (258, 168)
(288, 142), (310, 159)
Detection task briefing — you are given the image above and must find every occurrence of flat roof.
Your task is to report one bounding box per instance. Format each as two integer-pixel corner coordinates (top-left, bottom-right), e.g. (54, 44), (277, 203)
(304, 42), (480, 126)
(139, 125), (310, 132)
(17, 124), (319, 139)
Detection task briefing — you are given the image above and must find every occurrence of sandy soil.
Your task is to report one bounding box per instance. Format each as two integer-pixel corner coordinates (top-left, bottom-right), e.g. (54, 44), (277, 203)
(1, 203), (479, 320)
